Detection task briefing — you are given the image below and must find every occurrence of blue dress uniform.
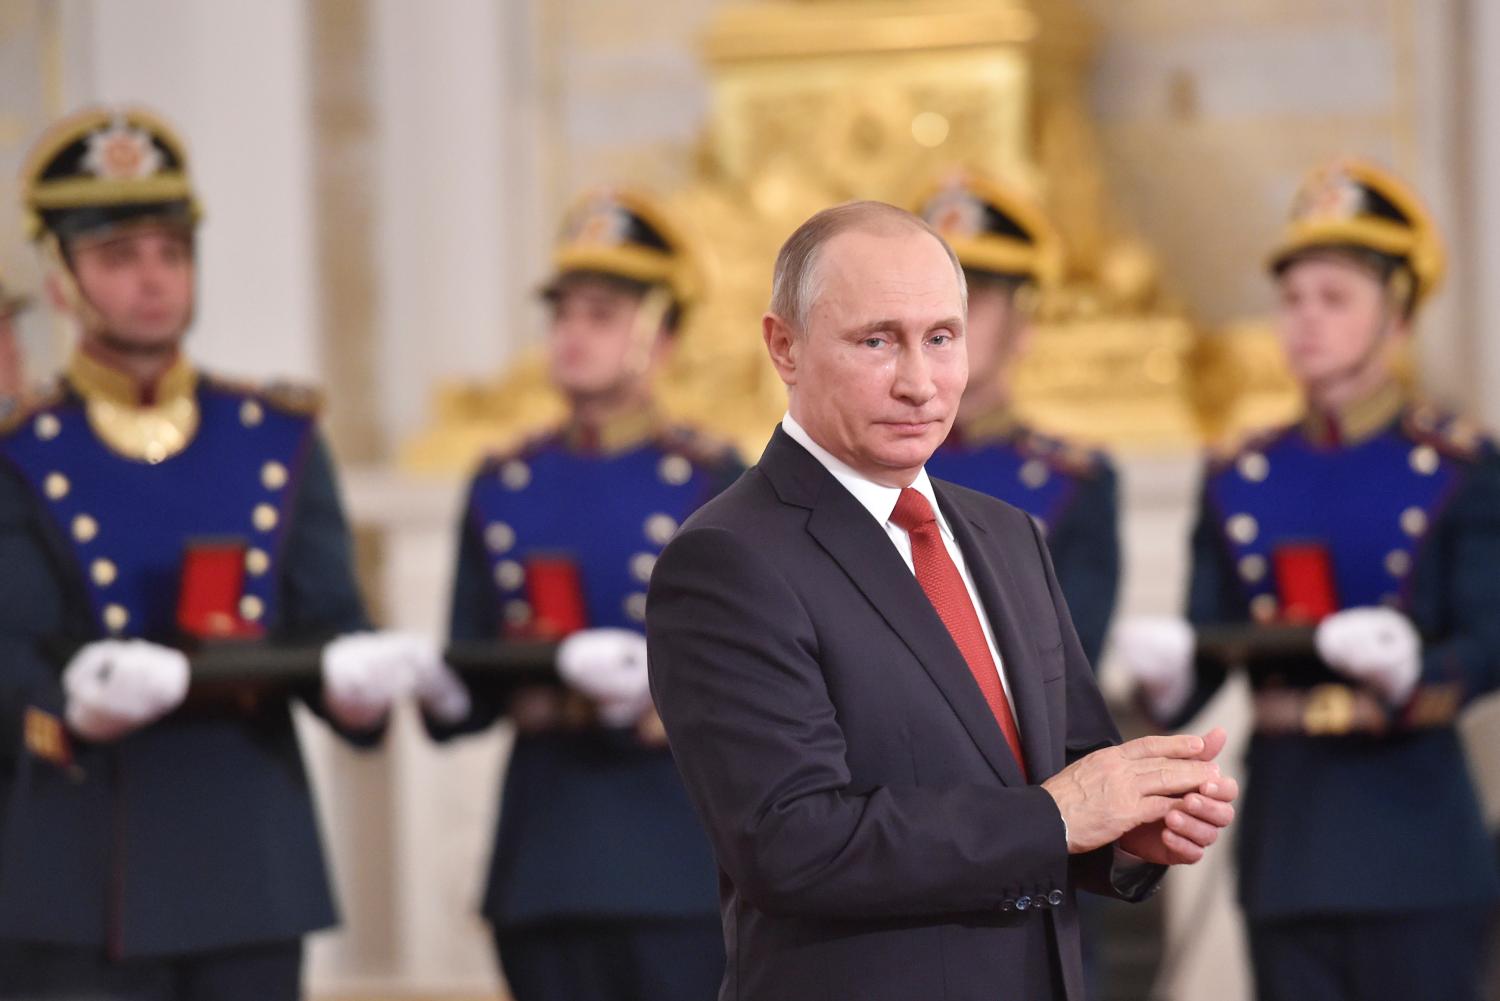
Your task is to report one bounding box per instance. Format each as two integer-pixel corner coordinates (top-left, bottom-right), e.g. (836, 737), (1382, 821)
(1177, 390), (1500, 999)
(429, 414), (743, 1000)
(1172, 160), (1499, 1001)
(927, 415), (1119, 667)
(0, 355), (375, 996)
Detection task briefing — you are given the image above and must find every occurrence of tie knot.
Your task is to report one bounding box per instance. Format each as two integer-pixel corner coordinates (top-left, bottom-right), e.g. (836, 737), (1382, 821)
(890, 486), (937, 533)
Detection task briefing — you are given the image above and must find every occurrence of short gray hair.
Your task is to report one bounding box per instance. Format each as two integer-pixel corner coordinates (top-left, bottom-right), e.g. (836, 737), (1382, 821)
(767, 200), (968, 332)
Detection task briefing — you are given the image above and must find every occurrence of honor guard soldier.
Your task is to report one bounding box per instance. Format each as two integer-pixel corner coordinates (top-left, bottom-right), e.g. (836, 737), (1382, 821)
(1116, 160), (1500, 1001)
(0, 107), (444, 1000)
(420, 188), (743, 1001)
(0, 271), (31, 412)
(917, 172), (1129, 999)
(915, 171), (1120, 669)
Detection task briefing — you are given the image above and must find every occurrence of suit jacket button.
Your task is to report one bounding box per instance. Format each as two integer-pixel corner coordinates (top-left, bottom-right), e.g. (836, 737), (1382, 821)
(1048, 890), (1065, 907)
(1015, 896), (1031, 911)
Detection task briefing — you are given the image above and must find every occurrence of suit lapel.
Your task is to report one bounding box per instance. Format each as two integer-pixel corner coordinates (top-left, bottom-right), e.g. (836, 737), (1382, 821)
(757, 431), (1026, 786)
(936, 484), (1059, 778)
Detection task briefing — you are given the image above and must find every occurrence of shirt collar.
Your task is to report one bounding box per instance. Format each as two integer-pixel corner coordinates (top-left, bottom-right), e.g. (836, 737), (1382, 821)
(781, 412), (951, 539)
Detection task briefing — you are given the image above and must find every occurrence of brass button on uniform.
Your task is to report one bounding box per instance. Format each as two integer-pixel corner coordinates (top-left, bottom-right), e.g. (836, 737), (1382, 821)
(44, 472), (70, 500)
(658, 455), (692, 486)
(1400, 506), (1428, 538)
(485, 521), (516, 554)
(1237, 452), (1269, 482)
(245, 548), (271, 576)
(644, 513), (678, 545)
(261, 461), (289, 490)
(1227, 514), (1259, 545)
(630, 552), (657, 584)
(253, 503), (279, 532)
(72, 514), (99, 543)
(501, 460), (532, 491)
(494, 559), (525, 591)
(91, 559), (117, 587)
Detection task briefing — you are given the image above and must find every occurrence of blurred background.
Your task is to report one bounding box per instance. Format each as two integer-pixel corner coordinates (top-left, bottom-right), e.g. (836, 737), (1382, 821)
(3, 0), (1500, 998)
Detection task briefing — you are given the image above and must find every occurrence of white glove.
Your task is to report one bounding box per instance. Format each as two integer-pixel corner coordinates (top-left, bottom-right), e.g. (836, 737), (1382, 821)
(411, 649), (471, 726)
(321, 631), (438, 730)
(63, 639), (191, 742)
(1113, 616), (1195, 721)
(556, 628), (654, 728)
(1315, 607), (1421, 706)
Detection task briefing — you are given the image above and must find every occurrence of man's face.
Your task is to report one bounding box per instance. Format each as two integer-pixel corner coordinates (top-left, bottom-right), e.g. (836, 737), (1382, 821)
(1275, 255), (1394, 386)
(963, 279), (1031, 393)
(0, 313), (21, 398)
(777, 227), (967, 486)
(67, 224), (195, 350)
(546, 276), (657, 398)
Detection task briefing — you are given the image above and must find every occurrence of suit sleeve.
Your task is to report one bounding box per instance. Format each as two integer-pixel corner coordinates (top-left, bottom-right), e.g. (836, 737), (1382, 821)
(1046, 462), (1120, 669)
(651, 521), (1088, 920)
(276, 432), (383, 747)
(0, 463), (75, 766)
(1410, 450), (1500, 708)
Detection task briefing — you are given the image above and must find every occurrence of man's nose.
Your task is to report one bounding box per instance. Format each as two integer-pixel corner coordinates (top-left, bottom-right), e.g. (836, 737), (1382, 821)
(891, 347), (937, 406)
(138, 254), (173, 292)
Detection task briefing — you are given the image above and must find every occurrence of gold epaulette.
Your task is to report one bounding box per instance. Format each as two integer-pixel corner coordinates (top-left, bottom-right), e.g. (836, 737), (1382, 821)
(1402, 401), (1489, 463)
(201, 373), (324, 418)
(476, 425), (559, 474)
(1207, 423), (1292, 473)
(0, 379), (66, 438)
(655, 423), (741, 467)
(1012, 425), (1102, 478)
(261, 380), (324, 417)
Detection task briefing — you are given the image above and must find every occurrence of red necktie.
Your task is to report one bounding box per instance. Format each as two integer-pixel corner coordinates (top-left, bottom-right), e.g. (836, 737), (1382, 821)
(890, 487), (1028, 779)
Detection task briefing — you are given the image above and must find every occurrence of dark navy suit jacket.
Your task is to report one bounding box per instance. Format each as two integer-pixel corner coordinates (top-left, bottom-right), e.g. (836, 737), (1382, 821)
(647, 428), (1160, 1001)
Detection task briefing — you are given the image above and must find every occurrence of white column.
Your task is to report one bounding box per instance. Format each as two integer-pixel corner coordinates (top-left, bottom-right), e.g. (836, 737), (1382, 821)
(1471, 0), (1500, 427)
(372, 0), (517, 448)
(66, 0), (319, 382)
(369, 1), (531, 990)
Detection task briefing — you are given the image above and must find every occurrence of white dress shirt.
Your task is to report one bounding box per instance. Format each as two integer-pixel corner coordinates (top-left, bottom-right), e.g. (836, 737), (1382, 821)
(781, 413), (1018, 717)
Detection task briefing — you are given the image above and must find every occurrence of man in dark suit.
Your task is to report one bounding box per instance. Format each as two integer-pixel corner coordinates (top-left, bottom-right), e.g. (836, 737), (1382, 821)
(646, 201), (1239, 1001)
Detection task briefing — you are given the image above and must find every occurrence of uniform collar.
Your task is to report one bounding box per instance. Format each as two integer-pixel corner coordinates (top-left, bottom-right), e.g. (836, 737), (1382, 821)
(951, 404), (1018, 446)
(781, 411), (953, 541)
(66, 347), (197, 409)
(560, 405), (660, 454)
(1301, 379), (1405, 447)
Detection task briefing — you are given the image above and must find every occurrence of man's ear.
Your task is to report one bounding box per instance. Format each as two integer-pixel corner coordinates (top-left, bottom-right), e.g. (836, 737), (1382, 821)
(762, 312), (799, 387)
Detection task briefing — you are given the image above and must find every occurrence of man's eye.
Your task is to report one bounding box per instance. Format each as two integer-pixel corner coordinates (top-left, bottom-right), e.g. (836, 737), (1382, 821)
(861, 337), (886, 349)
(930, 333), (952, 346)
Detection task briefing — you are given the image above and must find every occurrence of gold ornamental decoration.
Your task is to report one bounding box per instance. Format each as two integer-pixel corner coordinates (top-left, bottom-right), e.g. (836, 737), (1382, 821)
(402, 0), (1299, 473)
